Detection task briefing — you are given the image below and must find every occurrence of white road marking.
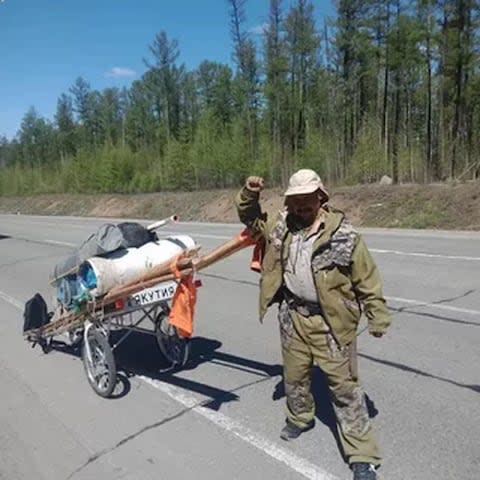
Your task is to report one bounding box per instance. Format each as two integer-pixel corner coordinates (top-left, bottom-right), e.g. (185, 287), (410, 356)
(45, 239), (76, 247)
(371, 249), (480, 261)
(139, 376), (339, 480)
(0, 290), (24, 310)
(13, 220), (87, 229)
(159, 231), (480, 261)
(386, 296), (480, 316)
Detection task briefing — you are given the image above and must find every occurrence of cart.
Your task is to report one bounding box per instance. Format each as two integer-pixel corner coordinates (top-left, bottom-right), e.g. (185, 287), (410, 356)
(23, 222), (253, 398)
(25, 274), (199, 398)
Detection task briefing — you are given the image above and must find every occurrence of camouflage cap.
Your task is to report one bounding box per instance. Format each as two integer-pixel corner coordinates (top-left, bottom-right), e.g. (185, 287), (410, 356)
(284, 169), (329, 199)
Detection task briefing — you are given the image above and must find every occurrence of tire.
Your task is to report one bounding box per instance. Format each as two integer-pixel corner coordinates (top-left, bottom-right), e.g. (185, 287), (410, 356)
(154, 310), (190, 368)
(81, 329), (117, 398)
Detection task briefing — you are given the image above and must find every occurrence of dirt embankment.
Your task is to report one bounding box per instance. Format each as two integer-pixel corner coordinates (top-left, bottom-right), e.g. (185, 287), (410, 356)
(0, 182), (479, 230)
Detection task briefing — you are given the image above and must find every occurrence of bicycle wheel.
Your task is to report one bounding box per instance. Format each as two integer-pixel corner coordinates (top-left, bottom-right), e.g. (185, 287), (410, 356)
(154, 310), (190, 368)
(81, 328), (117, 398)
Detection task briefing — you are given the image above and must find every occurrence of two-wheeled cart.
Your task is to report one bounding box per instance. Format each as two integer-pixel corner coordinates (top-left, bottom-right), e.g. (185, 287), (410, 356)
(25, 276), (194, 398)
(23, 222), (254, 398)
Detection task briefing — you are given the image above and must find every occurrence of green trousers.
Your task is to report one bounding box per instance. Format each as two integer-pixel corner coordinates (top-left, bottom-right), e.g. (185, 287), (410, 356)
(278, 302), (382, 466)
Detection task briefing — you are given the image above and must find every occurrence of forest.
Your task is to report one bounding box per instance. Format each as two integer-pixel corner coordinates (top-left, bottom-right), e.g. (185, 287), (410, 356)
(1, 0), (479, 196)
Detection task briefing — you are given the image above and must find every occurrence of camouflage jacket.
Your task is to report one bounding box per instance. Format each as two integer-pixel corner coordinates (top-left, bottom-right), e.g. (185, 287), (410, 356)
(235, 186), (391, 346)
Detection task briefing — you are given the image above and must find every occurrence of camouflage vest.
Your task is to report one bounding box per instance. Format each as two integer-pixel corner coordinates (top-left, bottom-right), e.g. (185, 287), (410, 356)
(268, 208), (358, 271)
(311, 220), (358, 272)
(269, 209), (288, 251)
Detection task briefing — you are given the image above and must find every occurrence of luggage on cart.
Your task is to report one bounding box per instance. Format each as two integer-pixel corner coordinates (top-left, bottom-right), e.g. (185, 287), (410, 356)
(50, 217), (185, 311)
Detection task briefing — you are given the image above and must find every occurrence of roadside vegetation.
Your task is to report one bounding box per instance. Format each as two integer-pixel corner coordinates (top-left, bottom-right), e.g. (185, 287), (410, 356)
(1, 180), (479, 231)
(1, 1), (480, 197)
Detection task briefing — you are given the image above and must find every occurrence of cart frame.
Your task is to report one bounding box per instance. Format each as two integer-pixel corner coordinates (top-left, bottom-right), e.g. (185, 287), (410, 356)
(43, 280), (191, 398)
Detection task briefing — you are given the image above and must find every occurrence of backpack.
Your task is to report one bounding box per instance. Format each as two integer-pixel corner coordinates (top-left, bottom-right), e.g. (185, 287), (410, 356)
(23, 293), (49, 333)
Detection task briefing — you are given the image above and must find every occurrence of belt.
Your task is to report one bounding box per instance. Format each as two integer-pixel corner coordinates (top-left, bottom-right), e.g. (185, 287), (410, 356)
(283, 288), (323, 317)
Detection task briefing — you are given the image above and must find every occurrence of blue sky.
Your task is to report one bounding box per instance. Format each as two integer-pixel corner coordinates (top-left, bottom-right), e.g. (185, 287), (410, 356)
(0, 0), (334, 140)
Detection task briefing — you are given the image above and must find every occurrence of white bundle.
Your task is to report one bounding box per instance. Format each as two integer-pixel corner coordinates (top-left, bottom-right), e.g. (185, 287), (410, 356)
(78, 235), (196, 297)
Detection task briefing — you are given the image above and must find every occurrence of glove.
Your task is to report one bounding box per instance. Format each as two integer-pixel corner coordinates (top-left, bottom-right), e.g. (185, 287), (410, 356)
(245, 176), (265, 192)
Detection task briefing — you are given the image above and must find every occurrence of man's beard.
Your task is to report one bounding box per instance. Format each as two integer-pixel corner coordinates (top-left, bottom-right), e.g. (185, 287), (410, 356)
(288, 212), (315, 230)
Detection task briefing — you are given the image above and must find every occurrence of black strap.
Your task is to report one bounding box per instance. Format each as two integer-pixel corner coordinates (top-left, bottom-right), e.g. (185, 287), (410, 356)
(283, 288), (323, 316)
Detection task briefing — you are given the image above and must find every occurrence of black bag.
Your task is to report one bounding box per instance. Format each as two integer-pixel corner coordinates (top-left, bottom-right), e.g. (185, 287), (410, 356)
(23, 293), (49, 333)
(116, 222), (156, 248)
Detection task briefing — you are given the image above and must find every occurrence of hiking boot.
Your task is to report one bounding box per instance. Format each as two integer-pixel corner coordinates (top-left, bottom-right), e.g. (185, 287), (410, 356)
(280, 420), (314, 441)
(351, 462), (377, 480)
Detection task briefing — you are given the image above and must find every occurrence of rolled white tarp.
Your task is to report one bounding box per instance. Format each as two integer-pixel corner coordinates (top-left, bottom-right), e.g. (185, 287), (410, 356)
(78, 235), (196, 297)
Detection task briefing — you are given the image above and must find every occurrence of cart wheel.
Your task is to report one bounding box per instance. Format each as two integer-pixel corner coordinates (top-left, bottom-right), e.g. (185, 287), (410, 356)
(81, 329), (117, 398)
(154, 311), (190, 368)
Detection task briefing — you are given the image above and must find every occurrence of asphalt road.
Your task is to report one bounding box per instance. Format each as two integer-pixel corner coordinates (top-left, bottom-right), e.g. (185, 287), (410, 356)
(0, 214), (478, 480)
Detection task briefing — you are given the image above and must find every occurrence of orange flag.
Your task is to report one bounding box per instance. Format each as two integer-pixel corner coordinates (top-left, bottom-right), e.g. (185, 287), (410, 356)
(168, 254), (197, 338)
(168, 274), (197, 338)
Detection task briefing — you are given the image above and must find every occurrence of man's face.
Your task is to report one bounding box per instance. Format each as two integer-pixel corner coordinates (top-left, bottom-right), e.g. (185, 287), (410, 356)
(285, 191), (322, 227)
